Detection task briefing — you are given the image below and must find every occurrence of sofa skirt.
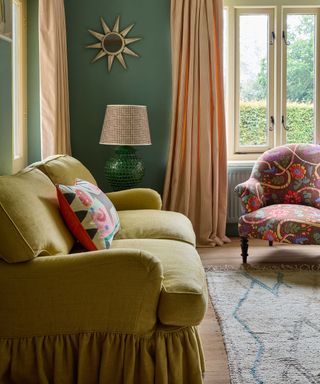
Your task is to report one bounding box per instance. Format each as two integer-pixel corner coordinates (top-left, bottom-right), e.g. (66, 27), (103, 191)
(0, 326), (205, 384)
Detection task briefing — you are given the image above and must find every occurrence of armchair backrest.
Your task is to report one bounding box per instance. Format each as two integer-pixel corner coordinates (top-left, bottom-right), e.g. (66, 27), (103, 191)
(251, 144), (320, 208)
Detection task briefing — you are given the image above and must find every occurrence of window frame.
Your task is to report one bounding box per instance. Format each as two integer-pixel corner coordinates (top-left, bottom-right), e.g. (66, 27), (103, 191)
(12, 0), (27, 173)
(224, 0), (320, 161)
(234, 8), (275, 154)
(281, 7), (320, 146)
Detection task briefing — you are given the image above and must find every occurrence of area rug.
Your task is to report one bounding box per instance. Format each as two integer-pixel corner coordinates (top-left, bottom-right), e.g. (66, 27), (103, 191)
(206, 265), (320, 384)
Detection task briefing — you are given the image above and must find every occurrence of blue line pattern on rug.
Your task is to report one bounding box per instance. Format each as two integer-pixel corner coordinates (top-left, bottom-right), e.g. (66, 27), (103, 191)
(232, 272), (292, 384)
(282, 319), (320, 383)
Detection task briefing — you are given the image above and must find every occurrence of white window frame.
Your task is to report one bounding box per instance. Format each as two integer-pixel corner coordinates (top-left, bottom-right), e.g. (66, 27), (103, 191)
(12, 0), (27, 173)
(234, 8), (275, 154)
(225, 0), (320, 162)
(281, 7), (320, 146)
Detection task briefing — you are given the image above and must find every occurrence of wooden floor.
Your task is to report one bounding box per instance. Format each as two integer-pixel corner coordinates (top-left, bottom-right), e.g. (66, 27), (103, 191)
(198, 238), (320, 384)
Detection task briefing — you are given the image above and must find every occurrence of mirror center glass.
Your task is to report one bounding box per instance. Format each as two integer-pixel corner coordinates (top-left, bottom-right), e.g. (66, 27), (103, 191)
(103, 33), (123, 54)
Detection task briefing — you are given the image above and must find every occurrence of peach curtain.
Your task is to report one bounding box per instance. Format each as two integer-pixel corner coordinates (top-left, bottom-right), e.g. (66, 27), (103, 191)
(39, 0), (71, 159)
(163, 0), (229, 246)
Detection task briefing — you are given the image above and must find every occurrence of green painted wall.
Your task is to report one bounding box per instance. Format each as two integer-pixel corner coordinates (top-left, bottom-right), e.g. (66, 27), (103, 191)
(27, 0), (41, 164)
(0, 38), (12, 175)
(64, 0), (171, 192)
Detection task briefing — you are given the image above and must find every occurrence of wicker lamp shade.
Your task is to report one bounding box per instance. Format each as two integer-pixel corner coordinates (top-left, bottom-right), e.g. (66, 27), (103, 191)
(100, 105), (151, 146)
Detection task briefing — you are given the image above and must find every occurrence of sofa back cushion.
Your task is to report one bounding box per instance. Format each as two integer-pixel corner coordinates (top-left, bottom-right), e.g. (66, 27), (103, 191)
(30, 155), (97, 186)
(0, 168), (74, 263)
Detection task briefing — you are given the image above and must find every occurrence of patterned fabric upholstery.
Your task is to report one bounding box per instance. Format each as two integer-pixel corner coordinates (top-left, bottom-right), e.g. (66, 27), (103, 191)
(236, 144), (320, 245)
(57, 179), (120, 250)
(239, 204), (320, 244)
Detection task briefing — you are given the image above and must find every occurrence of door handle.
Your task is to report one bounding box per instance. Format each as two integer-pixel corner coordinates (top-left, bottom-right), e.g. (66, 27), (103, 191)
(269, 116), (275, 131)
(282, 115), (289, 131)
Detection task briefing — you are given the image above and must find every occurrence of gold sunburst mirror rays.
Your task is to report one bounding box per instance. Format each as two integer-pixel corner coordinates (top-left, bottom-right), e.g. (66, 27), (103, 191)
(86, 16), (141, 72)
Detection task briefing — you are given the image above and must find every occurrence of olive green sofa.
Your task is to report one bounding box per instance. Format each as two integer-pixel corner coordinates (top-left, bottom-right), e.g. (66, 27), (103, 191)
(0, 155), (207, 384)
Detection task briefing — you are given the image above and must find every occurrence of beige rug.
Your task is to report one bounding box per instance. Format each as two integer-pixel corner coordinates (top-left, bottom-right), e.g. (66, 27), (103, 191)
(206, 265), (320, 384)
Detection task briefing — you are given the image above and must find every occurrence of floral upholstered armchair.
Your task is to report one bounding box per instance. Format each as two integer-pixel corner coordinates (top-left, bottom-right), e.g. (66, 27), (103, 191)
(235, 144), (320, 263)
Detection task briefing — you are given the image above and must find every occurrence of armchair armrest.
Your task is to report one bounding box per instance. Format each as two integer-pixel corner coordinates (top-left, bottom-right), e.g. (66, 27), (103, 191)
(0, 249), (163, 338)
(106, 188), (162, 210)
(235, 178), (265, 214)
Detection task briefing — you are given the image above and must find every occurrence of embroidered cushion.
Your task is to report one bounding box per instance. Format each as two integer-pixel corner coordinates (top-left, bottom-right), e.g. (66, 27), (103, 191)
(57, 179), (120, 250)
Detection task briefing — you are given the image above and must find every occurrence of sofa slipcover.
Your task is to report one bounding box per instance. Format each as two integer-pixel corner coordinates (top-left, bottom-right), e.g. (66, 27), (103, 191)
(0, 250), (204, 384)
(0, 168), (74, 263)
(29, 154), (97, 186)
(116, 210), (196, 246)
(0, 155), (207, 383)
(112, 239), (207, 326)
(31, 154), (163, 212)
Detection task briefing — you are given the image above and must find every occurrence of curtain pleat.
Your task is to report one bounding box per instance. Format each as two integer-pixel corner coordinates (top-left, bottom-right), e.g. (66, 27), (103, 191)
(39, 0), (71, 159)
(163, 0), (229, 246)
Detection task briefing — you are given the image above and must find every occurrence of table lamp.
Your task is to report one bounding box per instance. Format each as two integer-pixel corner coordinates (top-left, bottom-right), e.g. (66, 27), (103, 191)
(99, 104), (151, 191)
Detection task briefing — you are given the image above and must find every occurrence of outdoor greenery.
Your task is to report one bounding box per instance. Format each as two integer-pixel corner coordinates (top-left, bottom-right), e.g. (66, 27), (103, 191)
(239, 15), (315, 146)
(240, 101), (314, 146)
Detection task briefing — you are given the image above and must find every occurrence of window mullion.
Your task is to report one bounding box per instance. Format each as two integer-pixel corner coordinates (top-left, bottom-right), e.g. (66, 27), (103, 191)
(280, 8), (287, 146)
(275, 5), (282, 148)
(315, 10), (320, 144)
(268, 8), (275, 150)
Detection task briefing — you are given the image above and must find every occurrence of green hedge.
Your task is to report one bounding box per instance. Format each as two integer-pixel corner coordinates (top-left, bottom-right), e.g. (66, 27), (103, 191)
(239, 101), (314, 146)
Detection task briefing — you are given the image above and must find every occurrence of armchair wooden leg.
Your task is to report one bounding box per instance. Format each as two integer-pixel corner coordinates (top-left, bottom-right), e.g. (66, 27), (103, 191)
(269, 240), (273, 247)
(240, 237), (249, 263)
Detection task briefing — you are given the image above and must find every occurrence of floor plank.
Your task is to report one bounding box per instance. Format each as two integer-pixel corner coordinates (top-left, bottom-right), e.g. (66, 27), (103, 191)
(198, 238), (320, 383)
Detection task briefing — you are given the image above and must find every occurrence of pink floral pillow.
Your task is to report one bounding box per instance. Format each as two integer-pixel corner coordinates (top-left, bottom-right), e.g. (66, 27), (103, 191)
(57, 179), (120, 251)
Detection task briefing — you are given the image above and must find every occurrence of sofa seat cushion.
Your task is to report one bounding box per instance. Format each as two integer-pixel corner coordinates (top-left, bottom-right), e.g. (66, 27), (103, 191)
(239, 204), (320, 244)
(115, 210), (196, 246)
(111, 239), (207, 326)
(29, 155), (97, 186)
(0, 168), (74, 263)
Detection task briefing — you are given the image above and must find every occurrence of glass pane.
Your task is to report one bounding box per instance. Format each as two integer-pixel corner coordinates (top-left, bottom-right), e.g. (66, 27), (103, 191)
(223, 8), (228, 145)
(239, 14), (269, 147)
(12, 0), (22, 159)
(286, 14), (315, 144)
(223, 8), (228, 97)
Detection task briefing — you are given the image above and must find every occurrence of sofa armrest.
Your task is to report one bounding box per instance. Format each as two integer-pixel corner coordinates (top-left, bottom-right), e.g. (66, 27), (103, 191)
(0, 249), (163, 338)
(235, 178), (265, 214)
(106, 188), (162, 210)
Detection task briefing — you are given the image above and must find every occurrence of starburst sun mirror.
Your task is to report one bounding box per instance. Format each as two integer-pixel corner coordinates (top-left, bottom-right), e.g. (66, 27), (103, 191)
(86, 16), (141, 72)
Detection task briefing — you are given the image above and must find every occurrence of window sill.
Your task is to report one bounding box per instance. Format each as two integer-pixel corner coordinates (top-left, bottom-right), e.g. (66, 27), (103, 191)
(227, 160), (255, 167)
(0, 34), (12, 43)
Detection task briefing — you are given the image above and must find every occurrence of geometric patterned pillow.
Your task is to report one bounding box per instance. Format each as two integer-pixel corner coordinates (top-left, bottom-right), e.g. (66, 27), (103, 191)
(56, 179), (120, 251)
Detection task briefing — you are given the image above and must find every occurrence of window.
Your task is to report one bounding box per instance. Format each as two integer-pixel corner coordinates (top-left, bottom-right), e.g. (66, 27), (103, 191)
(12, 0), (27, 172)
(224, 1), (320, 160)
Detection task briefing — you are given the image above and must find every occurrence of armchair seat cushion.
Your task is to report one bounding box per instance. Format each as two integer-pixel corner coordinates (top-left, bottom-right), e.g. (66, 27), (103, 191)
(115, 210), (196, 246)
(239, 204), (320, 245)
(111, 239), (207, 326)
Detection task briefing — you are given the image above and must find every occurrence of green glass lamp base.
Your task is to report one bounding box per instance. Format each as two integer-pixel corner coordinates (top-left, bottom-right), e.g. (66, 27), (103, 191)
(104, 146), (145, 191)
